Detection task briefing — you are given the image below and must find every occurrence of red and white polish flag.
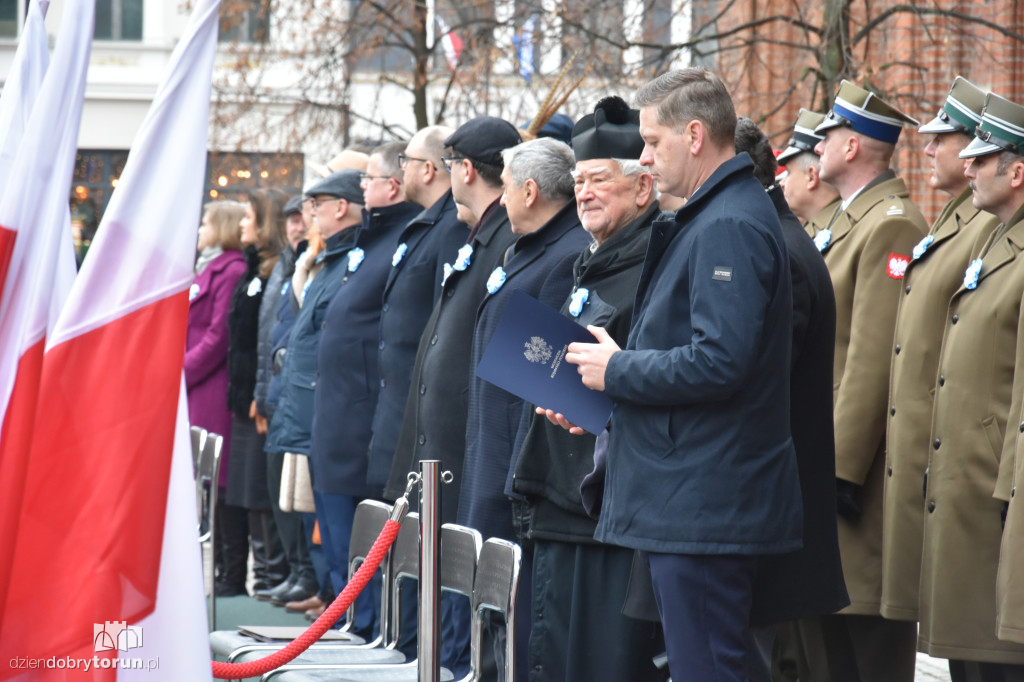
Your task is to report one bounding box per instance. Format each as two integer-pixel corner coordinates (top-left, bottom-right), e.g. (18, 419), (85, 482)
(0, 0), (222, 678)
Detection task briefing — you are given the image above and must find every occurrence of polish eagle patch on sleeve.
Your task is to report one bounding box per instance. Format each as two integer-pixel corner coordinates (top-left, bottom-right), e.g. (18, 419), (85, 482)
(887, 253), (909, 280)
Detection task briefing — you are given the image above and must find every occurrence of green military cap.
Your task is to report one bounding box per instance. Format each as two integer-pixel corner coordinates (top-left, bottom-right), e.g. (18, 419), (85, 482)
(960, 92), (1024, 158)
(815, 80), (920, 144)
(919, 77), (986, 135)
(777, 109), (827, 164)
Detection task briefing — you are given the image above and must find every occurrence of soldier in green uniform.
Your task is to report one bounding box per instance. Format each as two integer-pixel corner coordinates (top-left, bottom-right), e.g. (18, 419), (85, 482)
(777, 108), (841, 237)
(798, 80), (928, 682)
(920, 92), (1024, 682)
(881, 77), (998, 631)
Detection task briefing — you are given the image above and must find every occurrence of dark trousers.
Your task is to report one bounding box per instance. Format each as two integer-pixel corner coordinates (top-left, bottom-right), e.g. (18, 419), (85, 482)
(647, 552), (756, 682)
(267, 450), (317, 591)
(313, 490), (380, 637)
(301, 511), (333, 600)
(528, 539), (664, 682)
(793, 613), (916, 682)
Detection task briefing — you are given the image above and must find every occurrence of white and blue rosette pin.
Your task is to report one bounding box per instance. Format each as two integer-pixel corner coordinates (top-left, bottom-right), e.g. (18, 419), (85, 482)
(964, 258), (982, 290)
(568, 287), (589, 317)
(441, 263), (453, 286)
(247, 277), (262, 296)
(485, 267), (506, 295)
(453, 244), (473, 271)
(189, 283), (200, 301)
(912, 234), (934, 261)
(347, 247), (365, 272)
(392, 242), (408, 267)
(813, 228), (832, 252)
(281, 281), (290, 297)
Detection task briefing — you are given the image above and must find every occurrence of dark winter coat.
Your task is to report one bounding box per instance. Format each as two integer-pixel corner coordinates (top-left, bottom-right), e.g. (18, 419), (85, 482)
(596, 153), (802, 555)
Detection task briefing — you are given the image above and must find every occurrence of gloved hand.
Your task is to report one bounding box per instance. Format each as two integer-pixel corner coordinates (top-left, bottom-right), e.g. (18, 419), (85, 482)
(836, 478), (863, 520)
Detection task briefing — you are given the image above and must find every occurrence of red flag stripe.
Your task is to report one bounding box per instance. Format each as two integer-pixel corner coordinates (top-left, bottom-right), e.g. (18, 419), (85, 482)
(0, 293), (187, 667)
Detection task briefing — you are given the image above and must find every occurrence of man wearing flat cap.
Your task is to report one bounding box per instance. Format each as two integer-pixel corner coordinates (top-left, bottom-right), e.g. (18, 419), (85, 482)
(918, 91), (1024, 681)
(882, 77), (999, 640)
(264, 170), (377, 629)
(778, 109), (841, 237)
(383, 115), (522, 677)
(510, 96), (665, 682)
(799, 79), (928, 682)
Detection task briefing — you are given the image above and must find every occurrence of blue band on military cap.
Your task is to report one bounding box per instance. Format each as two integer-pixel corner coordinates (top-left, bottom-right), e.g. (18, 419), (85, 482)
(832, 101), (902, 144)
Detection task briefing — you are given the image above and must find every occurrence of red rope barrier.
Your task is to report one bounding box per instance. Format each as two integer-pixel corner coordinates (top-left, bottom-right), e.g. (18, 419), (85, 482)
(211, 518), (402, 679)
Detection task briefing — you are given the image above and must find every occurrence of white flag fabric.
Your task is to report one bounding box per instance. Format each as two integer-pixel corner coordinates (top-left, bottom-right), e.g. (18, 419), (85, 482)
(0, 0), (221, 678)
(0, 0), (91, 641)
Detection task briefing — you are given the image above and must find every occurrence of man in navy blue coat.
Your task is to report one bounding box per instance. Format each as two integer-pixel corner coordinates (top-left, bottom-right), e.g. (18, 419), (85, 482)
(561, 69), (802, 682)
(367, 126), (465, 492)
(309, 141), (420, 636)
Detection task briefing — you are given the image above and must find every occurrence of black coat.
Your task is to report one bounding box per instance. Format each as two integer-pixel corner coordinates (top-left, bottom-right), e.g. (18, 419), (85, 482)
(458, 200), (590, 541)
(383, 201), (519, 523)
(227, 245), (264, 416)
(265, 228), (358, 455)
(310, 201), (420, 497)
(750, 187), (849, 624)
(511, 204), (657, 543)
(255, 245), (295, 419)
(367, 192), (466, 490)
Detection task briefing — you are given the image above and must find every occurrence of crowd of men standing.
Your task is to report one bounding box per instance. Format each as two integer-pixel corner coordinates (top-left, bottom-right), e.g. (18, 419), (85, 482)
(187, 65), (1024, 682)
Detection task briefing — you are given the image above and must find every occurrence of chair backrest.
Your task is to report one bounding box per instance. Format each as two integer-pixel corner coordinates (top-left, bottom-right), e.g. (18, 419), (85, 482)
(386, 512), (420, 646)
(190, 426), (207, 472)
(195, 431), (223, 543)
(347, 500), (395, 646)
(469, 538), (521, 682)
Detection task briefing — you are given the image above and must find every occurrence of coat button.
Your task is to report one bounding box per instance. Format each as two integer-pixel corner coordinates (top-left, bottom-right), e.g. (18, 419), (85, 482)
(1013, 487), (1017, 498)
(938, 375), (945, 386)
(905, 284), (911, 294)
(1019, 421), (1024, 433)
(895, 344), (901, 355)
(311, 380), (316, 388)
(322, 322), (327, 330)
(382, 303), (389, 312)
(933, 438), (941, 450)
(380, 379), (386, 388)
(447, 289), (454, 297)
(890, 405), (896, 416)
(419, 384), (426, 395)
(379, 340), (386, 349)
(418, 434), (426, 445)
(952, 313), (959, 324)
(431, 334), (438, 345)
(887, 466), (893, 477)
(928, 500), (936, 513)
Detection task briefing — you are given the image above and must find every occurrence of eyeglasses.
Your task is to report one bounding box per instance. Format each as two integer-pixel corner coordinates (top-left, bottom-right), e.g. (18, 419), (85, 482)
(440, 156), (466, 173)
(359, 172), (400, 186)
(310, 196), (342, 209)
(398, 153), (431, 169)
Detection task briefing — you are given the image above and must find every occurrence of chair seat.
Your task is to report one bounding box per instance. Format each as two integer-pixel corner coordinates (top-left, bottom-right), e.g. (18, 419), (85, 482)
(210, 629), (366, 658)
(271, 665), (454, 681)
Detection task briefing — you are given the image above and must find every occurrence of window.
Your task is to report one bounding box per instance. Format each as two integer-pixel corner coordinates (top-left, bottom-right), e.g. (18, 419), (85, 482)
(205, 152), (304, 201)
(94, 0), (143, 41)
(0, 0), (24, 38)
(220, 0), (270, 43)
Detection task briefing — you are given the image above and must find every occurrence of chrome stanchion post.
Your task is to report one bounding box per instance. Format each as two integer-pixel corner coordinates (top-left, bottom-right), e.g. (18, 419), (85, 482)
(418, 460), (441, 682)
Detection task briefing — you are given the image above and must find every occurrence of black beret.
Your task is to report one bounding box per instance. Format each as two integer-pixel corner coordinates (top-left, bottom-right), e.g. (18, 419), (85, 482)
(572, 96), (644, 162)
(444, 116), (522, 166)
(304, 169), (363, 204)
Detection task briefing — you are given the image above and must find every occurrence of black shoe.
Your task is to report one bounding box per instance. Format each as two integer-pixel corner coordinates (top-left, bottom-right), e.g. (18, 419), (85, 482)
(253, 577), (293, 601)
(270, 582), (318, 607)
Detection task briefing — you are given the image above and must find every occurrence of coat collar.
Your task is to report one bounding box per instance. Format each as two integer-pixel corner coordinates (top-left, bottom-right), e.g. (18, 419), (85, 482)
(958, 203), (1024, 292)
(503, 200), (582, 278)
(823, 171), (908, 250)
(575, 202), (658, 282)
(202, 248), (244, 276)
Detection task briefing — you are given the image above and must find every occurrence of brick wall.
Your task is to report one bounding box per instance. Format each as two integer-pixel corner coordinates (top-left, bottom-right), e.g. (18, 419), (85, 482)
(708, 0), (1024, 223)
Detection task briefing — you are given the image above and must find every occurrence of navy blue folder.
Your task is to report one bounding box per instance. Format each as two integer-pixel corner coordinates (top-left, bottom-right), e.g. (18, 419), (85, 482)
(475, 289), (614, 435)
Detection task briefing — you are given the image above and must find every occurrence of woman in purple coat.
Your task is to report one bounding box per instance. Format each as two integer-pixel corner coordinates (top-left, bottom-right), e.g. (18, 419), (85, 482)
(186, 201), (247, 469)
